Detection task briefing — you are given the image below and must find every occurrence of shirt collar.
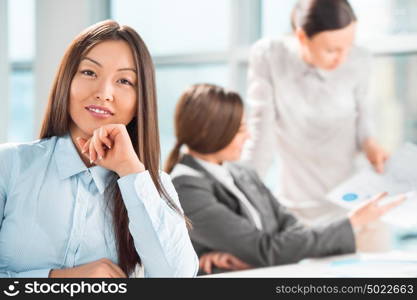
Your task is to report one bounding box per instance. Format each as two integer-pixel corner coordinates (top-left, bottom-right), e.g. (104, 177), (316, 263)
(315, 68), (333, 81)
(297, 57), (332, 81)
(89, 165), (113, 194)
(286, 36), (333, 81)
(54, 134), (112, 194)
(193, 157), (233, 184)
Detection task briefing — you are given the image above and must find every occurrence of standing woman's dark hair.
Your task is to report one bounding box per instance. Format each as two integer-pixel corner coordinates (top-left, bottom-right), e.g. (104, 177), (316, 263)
(39, 20), (184, 275)
(164, 84), (244, 173)
(291, 0), (357, 37)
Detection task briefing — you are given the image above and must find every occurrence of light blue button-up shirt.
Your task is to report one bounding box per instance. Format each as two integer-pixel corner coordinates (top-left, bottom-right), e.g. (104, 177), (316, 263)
(0, 134), (198, 277)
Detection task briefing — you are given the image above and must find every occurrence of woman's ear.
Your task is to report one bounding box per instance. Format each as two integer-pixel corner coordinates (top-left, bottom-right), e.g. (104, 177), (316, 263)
(295, 28), (308, 46)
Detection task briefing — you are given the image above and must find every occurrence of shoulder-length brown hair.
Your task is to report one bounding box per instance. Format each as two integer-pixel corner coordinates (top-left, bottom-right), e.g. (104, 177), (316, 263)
(164, 83), (244, 173)
(39, 20), (184, 276)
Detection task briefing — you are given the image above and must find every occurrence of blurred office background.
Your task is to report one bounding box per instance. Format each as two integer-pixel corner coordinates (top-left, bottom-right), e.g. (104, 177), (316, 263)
(1, 0), (417, 249)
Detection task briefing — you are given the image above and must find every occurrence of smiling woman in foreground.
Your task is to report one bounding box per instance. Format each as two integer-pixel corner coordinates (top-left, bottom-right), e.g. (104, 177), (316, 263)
(0, 20), (198, 278)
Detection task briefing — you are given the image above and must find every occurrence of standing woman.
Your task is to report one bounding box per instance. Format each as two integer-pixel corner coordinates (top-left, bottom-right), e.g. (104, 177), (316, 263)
(243, 0), (388, 242)
(0, 20), (198, 277)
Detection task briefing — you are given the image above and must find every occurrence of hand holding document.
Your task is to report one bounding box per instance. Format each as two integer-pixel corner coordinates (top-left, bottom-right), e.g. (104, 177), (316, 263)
(327, 143), (417, 228)
(348, 192), (406, 229)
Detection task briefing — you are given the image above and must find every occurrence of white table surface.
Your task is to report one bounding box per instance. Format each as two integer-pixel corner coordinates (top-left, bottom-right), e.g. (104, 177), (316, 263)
(202, 251), (417, 278)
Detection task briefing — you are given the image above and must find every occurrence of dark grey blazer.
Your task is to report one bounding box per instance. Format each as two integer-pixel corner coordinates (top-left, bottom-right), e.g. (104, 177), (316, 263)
(171, 155), (356, 271)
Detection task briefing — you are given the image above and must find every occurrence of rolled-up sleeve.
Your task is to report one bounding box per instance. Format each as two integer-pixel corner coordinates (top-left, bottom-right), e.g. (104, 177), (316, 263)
(117, 171), (198, 278)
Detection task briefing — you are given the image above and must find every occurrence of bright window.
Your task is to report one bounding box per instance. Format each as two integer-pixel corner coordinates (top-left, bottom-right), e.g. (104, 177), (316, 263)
(111, 0), (231, 56)
(111, 0), (232, 160)
(8, 0), (35, 142)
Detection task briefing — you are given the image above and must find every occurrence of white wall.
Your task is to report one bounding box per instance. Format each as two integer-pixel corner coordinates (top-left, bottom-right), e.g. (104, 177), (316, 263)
(34, 0), (108, 135)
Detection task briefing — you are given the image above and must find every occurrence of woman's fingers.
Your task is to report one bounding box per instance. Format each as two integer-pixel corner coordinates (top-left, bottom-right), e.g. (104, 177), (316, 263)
(76, 138), (92, 162)
(375, 151), (388, 173)
(79, 138), (96, 164)
(202, 255), (213, 274)
(199, 254), (213, 274)
(199, 256), (206, 270)
(215, 253), (250, 271)
(350, 192), (404, 229)
(76, 131), (112, 165)
(75, 137), (87, 150)
(89, 136), (97, 163)
(108, 262), (127, 278)
(374, 159), (384, 173)
(369, 192), (388, 205)
(98, 259), (127, 278)
(78, 139), (91, 162)
(215, 253), (228, 267)
(220, 254), (237, 269)
(227, 256), (251, 270)
(199, 255), (210, 270)
(99, 127), (113, 149)
(92, 130), (106, 161)
(82, 139), (90, 155)
(213, 253), (228, 269)
(199, 252), (251, 273)
(377, 195), (406, 215)
(219, 253), (251, 270)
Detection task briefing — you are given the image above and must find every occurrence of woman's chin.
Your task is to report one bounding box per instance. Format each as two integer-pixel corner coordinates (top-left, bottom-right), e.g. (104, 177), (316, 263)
(322, 62), (341, 71)
(72, 127), (96, 138)
(227, 154), (242, 162)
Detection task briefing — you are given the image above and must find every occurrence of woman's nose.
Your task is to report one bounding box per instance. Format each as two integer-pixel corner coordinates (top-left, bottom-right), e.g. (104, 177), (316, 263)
(95, 81), (114, 102)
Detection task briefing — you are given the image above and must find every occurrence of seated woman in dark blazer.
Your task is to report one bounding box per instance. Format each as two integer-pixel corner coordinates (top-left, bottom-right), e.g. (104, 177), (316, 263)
(164, 83), (404, 275)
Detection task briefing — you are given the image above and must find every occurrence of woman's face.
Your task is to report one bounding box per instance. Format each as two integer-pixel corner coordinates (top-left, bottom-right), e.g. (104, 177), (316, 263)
(215, 115), (250, 162)
(298, 22), (356, 70)
(69, 40), (138, 139)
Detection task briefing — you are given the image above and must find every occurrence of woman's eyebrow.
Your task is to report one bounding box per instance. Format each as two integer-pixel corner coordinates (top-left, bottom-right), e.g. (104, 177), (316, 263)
(81, 57), (136, 73)
(117, 67), (137, 73)
(82, 57), (102, 67)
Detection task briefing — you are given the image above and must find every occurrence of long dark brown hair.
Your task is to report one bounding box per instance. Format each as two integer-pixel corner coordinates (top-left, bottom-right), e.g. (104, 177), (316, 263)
(39, 20), (185, 275)
(291, 0), (357, 38)
(164, 83), (244, 173)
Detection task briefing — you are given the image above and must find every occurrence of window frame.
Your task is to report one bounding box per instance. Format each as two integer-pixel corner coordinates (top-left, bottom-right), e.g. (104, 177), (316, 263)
(0, 0), (9, 143)
(2, 0), (417, 144)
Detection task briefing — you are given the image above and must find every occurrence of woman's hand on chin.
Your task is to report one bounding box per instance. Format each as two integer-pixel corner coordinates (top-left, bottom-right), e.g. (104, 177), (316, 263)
(76, 124), (145, 177)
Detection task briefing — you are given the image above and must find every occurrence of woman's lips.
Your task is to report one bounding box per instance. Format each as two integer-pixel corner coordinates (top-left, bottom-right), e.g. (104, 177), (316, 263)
(85, 105), (114, 119)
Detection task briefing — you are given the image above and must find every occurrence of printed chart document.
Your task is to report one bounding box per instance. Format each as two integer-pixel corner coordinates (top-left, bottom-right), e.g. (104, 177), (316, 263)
(326, 143), (417, 228)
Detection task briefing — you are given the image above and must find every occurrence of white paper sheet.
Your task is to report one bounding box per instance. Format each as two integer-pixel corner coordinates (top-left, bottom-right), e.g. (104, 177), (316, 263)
(326, 143), (417, 227)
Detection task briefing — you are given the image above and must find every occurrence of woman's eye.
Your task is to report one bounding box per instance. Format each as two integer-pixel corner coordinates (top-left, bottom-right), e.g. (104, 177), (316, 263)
(118, 78), (134, 86)
(80, 70), (96, 77)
